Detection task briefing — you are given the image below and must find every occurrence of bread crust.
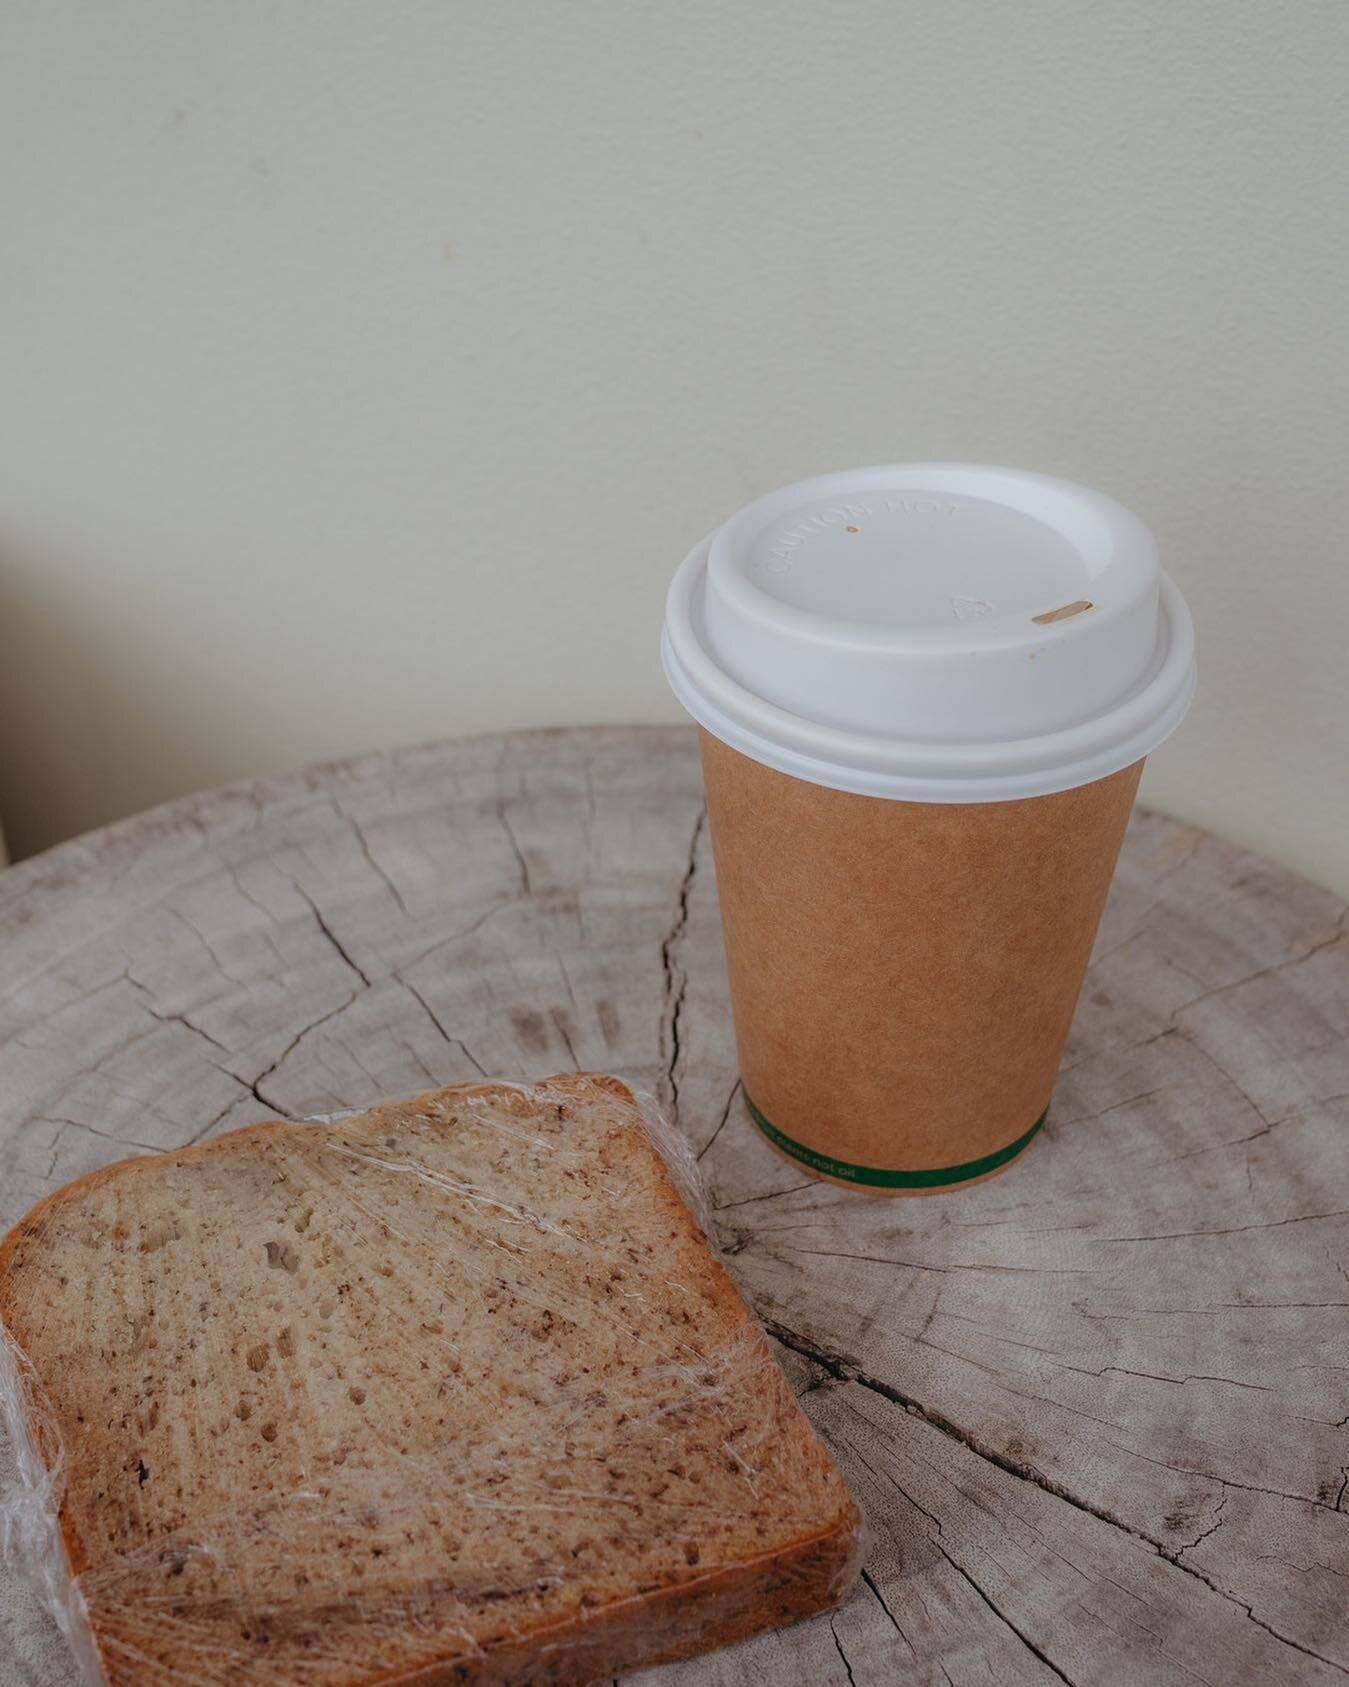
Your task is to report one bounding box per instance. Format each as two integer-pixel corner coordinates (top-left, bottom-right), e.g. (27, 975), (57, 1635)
(366, 1511), (861, 1685)
(0, 1074), (860, 1685)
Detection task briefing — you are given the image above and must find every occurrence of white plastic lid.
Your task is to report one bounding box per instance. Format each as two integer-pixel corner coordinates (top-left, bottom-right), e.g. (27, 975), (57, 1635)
(661, 465), (1196, 802)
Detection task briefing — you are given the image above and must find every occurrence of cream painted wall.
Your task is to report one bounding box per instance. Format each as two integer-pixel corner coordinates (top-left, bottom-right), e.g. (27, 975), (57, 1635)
(2, 3), (1347, 889)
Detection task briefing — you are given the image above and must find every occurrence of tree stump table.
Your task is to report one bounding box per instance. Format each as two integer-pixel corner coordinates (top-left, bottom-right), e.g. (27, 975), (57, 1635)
(1, 727), (1345, 1685)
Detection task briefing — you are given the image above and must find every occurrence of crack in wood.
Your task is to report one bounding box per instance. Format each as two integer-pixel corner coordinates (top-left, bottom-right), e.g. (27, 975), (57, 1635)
(1259, 1554), (1349, 1584)
(243, 991), (361, 1117)
(1172, 910), (1349, 1013)
(166, 906), (247, 986)
(335, 802), (414, 920)
(828, 1614), (857, 1686)
(1098, 1433), (1345, 1514)
(658, 805), (705, 1121)
(763, 1243), (954, 1273)
(137, 1001), (231, 1054)
(713, 1180), (820, 1214)
(931, 1533), (1079, 1685)
(181, 1091), (261, 1145)
(399, 981), (489, 1079)
(496, 801), (533, 897)
(287, 880), (372, 987)
(1268, 1092), (1349, 1128)
(121, 970), (236, 1060)
(695, 1078), (741, 1163)
(1098, 1211), (1349, 1244)
(766, 1320), (1349, 1675)
(1087, 1302), (1349, 1315)
(1061, 1023), (1182, 1076)
(854, 1434), (1082, 1686)
(1, 965), (127, 1016)
(551, 1008), (580, 1071)
(1011, 1351), (1277, 1394)
(1177, 1496), (1229, 1556)
(39, 1117), (161, 1156)
(1053, 1083), (1180, 1128)
(860, 1567), (916, 1660)
(398, 900), (513, 971)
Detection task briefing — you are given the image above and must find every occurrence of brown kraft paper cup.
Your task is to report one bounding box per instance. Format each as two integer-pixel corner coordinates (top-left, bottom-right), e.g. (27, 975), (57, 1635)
(699, 728), (1144, 1195)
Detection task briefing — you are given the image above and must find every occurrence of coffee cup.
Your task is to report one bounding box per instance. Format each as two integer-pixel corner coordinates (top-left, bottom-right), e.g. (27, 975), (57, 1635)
(662, 466), (1195, 1193)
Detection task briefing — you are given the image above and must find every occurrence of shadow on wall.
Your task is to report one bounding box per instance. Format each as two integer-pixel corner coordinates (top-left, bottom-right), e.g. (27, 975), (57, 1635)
(0, 547), (219, 862)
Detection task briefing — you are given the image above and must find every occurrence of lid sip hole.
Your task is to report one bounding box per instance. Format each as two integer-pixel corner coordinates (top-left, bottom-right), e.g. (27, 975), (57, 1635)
(1031, 599), (1094, 625)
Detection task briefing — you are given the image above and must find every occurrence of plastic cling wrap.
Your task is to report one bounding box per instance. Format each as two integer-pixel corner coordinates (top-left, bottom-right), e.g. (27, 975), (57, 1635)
(0, 1074), (862, 1686)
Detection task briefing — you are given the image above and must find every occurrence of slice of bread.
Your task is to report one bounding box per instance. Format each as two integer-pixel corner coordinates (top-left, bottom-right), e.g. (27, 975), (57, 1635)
(0, 1075), (860, 1684)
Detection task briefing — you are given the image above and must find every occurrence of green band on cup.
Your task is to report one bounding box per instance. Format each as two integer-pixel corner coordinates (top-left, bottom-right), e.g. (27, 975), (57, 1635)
(743, 1095), (1046, 1189)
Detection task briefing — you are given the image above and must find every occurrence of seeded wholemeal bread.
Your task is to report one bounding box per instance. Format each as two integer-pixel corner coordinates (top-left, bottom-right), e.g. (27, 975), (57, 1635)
(0, 1074), (860, 1685)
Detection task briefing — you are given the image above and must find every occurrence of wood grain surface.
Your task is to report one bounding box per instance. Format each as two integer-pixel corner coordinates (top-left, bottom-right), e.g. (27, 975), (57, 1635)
(0, 726), (1345, 1686)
